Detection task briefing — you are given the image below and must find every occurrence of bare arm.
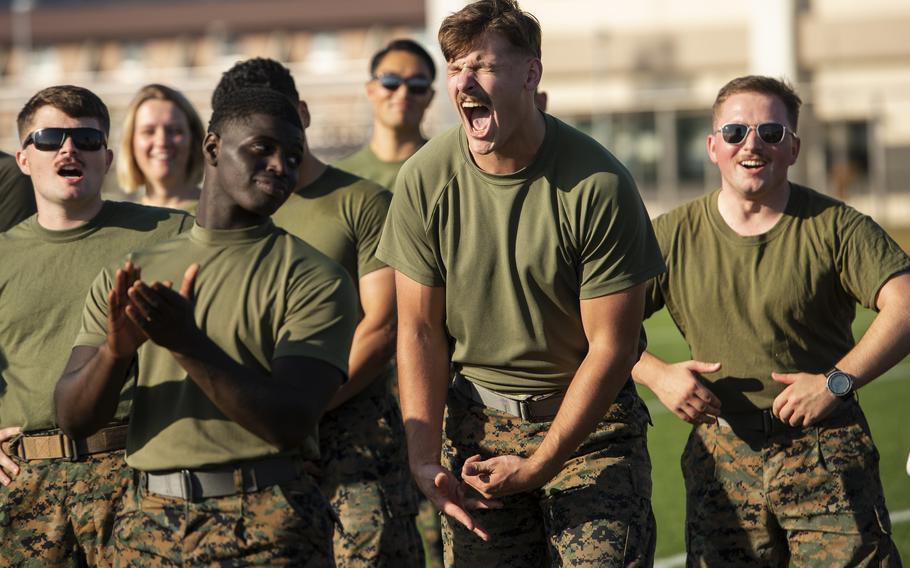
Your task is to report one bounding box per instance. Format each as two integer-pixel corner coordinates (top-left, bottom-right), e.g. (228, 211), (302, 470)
(772, 271), (910, 426)
(396, 272), (496, 540)
(461, 283), (649, 497)
(327, 267), (396, 410)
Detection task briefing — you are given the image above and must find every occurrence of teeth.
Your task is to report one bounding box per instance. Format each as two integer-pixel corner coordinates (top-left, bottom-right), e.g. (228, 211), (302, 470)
(741, 160), (766, 167)
(462, 101), (484, 108)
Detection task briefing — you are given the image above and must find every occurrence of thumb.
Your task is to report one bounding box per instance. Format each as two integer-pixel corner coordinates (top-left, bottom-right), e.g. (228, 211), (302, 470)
(180, 263), (200, 301)
(771, 372), (796, 385)
(689, 361), (721, 373)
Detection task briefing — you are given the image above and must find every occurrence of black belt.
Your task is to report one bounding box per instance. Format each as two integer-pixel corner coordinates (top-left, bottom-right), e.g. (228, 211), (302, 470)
(144, 456), (300, 502)
(717, 398), (857, 435)
(450, 373), (563, 422)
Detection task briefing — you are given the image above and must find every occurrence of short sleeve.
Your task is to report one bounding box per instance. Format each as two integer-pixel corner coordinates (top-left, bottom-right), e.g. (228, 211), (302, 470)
(375, 168), (445, 287)
(74, 266), (115, 348)
(273, 261), (359, 378)
(576, 171), (665, 299)
(355, 190), (392, 278)
(837, 214), (910, 309)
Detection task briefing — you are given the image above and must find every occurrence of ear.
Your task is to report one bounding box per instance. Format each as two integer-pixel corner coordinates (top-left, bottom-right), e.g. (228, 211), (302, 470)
(297, 101), (311, 129)
(15, 148), (30, 176)
(203, 132), (220, 166)
(103, 148), (114, 173)
(706, 133), (719, 165)
(525, 58), (543, 93)
(789, 135), (801, 165)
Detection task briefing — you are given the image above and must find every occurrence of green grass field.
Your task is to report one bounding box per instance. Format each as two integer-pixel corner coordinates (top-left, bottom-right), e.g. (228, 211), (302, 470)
(642, 307), (910, 563)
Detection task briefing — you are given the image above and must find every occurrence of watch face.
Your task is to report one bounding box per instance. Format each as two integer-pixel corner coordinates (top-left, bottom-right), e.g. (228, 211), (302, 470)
(828, 371), (853, 396)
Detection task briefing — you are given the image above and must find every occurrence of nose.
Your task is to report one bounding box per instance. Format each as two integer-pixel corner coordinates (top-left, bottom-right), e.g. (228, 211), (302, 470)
(153, 126), (168, 147)
(455, 68), (477, 95)
(741, 126), (764, 149)
(58, 134), (77, 155)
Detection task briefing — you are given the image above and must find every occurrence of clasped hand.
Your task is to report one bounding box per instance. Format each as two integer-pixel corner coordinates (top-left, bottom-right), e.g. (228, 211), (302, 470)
(106, 261), (200, 356)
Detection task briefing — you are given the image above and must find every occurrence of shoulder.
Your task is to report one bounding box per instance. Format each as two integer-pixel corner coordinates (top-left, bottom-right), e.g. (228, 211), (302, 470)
(398, 125), (464, 184)
(102, 201), (193, 232)
(323, 166), (390, 203)
(334, 145), (370, 169)
(651, 193), (715, 244)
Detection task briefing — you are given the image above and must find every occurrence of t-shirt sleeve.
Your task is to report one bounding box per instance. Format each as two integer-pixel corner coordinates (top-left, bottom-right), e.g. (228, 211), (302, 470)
(577, 170), (666, 299)
(74, 267), (115, 348)
(375, 168), (444, 287)
(273, 262), (359, 378)
(355, 189), (392, 278)
(642, 213), (671, 318)
(837, 213), (910, 309)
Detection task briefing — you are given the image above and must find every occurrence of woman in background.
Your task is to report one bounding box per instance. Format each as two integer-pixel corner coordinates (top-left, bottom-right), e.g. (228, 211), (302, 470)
(118, 84), (205, 212)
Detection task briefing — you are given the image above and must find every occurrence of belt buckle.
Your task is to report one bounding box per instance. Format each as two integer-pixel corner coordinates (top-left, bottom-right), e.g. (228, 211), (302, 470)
(517, 400), (532, 422)
(65, 435), (80, 462)
(180, 469), (194, 501)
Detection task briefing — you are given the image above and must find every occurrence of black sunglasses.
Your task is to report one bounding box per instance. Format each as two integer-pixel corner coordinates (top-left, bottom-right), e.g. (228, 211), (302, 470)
(374, 73), (432, 95)
(717, 122), (795, 145)
(22, 127), (107, 152)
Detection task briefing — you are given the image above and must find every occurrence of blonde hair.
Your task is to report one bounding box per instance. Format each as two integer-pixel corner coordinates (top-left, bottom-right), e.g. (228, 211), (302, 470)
(117, 84), (205, 193)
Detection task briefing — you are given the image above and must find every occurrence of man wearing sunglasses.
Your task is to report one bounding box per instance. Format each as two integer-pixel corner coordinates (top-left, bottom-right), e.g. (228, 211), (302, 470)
(335, 39), (435, 191)
(633, 75), (909, 565)
(0, 85), (191, 564)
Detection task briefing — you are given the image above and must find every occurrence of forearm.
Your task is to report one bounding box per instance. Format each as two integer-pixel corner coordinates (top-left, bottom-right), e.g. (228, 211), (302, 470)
(171, 332), (330, 449)
(398, 319), (450, 470)
(837, 305), (910, 388)
(327, 317), (395, 410)
(528, 343), (639, 477)
(55, 346), (134, 438)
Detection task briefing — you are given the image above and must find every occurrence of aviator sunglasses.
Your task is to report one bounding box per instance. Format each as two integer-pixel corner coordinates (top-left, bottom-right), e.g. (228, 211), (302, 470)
(374, 73), (432, 95)
(717, 122), (796, 145)
(22, 127), (107, 152)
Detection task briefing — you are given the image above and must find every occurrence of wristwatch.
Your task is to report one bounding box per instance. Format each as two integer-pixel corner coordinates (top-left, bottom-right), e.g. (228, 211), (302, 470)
(825, 367), (855, 399)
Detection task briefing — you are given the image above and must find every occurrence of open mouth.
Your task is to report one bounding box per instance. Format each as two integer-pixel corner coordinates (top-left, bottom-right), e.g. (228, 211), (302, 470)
(57, 164), (84, 181)
(739, 158), (767, 170)
(462, 100), (492, 137)
(254, 177), (288, 198)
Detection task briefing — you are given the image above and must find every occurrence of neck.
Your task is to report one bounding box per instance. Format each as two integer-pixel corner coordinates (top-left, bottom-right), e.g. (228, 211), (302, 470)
(35, 194), (104, 231)
(472, 107), (546, 175)
(716, 181), (791, 236)
(195, 186), (268, 231)
(298, 150), (328, 190)
(141, 180), (200, 209)
(369, 124), (425, 162)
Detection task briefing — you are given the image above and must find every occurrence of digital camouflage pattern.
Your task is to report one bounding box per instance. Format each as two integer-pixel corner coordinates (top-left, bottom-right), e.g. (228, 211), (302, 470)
(0, 449), (130, 567)
(684, 401), (900, 567)
(440, 384), (656, 567)
(319, 377), (423, 567)
(113, 471), (334, 566)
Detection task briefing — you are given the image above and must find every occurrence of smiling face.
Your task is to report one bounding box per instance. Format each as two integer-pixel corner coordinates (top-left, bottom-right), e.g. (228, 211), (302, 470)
(15, 105), (112, 209)
(207, 113), (304, 218)
(446, 31), (540, 161)
(367, 50), (434, 132)
(132, 98), (192, 189)
(707, 91), (800, 202)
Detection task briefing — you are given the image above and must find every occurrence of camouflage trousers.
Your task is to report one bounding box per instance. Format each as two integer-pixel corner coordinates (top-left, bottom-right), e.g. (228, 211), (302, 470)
(113, 467), (334, 566)
(683, 400), (901, 567)
(320, 376), (423, 567)
(0, 449), (130, 568)
(440, 387), (656, 567)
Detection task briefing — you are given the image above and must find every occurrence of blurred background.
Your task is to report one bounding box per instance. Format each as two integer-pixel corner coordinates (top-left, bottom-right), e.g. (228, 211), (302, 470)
(0, 0), (908, 223)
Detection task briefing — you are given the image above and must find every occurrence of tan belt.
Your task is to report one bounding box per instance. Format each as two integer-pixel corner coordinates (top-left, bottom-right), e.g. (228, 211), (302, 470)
(0, 424), (128, 461)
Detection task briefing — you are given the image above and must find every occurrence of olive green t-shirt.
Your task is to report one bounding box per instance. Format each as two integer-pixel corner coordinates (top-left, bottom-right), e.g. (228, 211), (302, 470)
(646, 183), (910, 412)
(377, 114), (665, 395)
(75, 221), (359, 471)
(0, 151), (35, 232)
(335, 145), (410, 192)
(0, 201), (192, 432)
(272, 165), (391, 283)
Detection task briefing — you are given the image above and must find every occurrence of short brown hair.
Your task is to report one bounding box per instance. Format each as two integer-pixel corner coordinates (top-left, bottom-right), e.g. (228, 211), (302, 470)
(17, 85), (110, 139)
(438, 0), (541, 62)
(713, 75), (803, 130)
(117, 84), (205, 194)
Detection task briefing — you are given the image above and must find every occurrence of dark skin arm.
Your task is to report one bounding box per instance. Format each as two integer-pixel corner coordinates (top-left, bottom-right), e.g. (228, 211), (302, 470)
(57, 262), (344, 447)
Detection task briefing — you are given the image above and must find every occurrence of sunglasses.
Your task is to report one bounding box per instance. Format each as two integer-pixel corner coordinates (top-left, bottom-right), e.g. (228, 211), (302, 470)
(374, 73), (432, 95)
(717, 122), (795, 145)
(22, 127), (107, 152)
